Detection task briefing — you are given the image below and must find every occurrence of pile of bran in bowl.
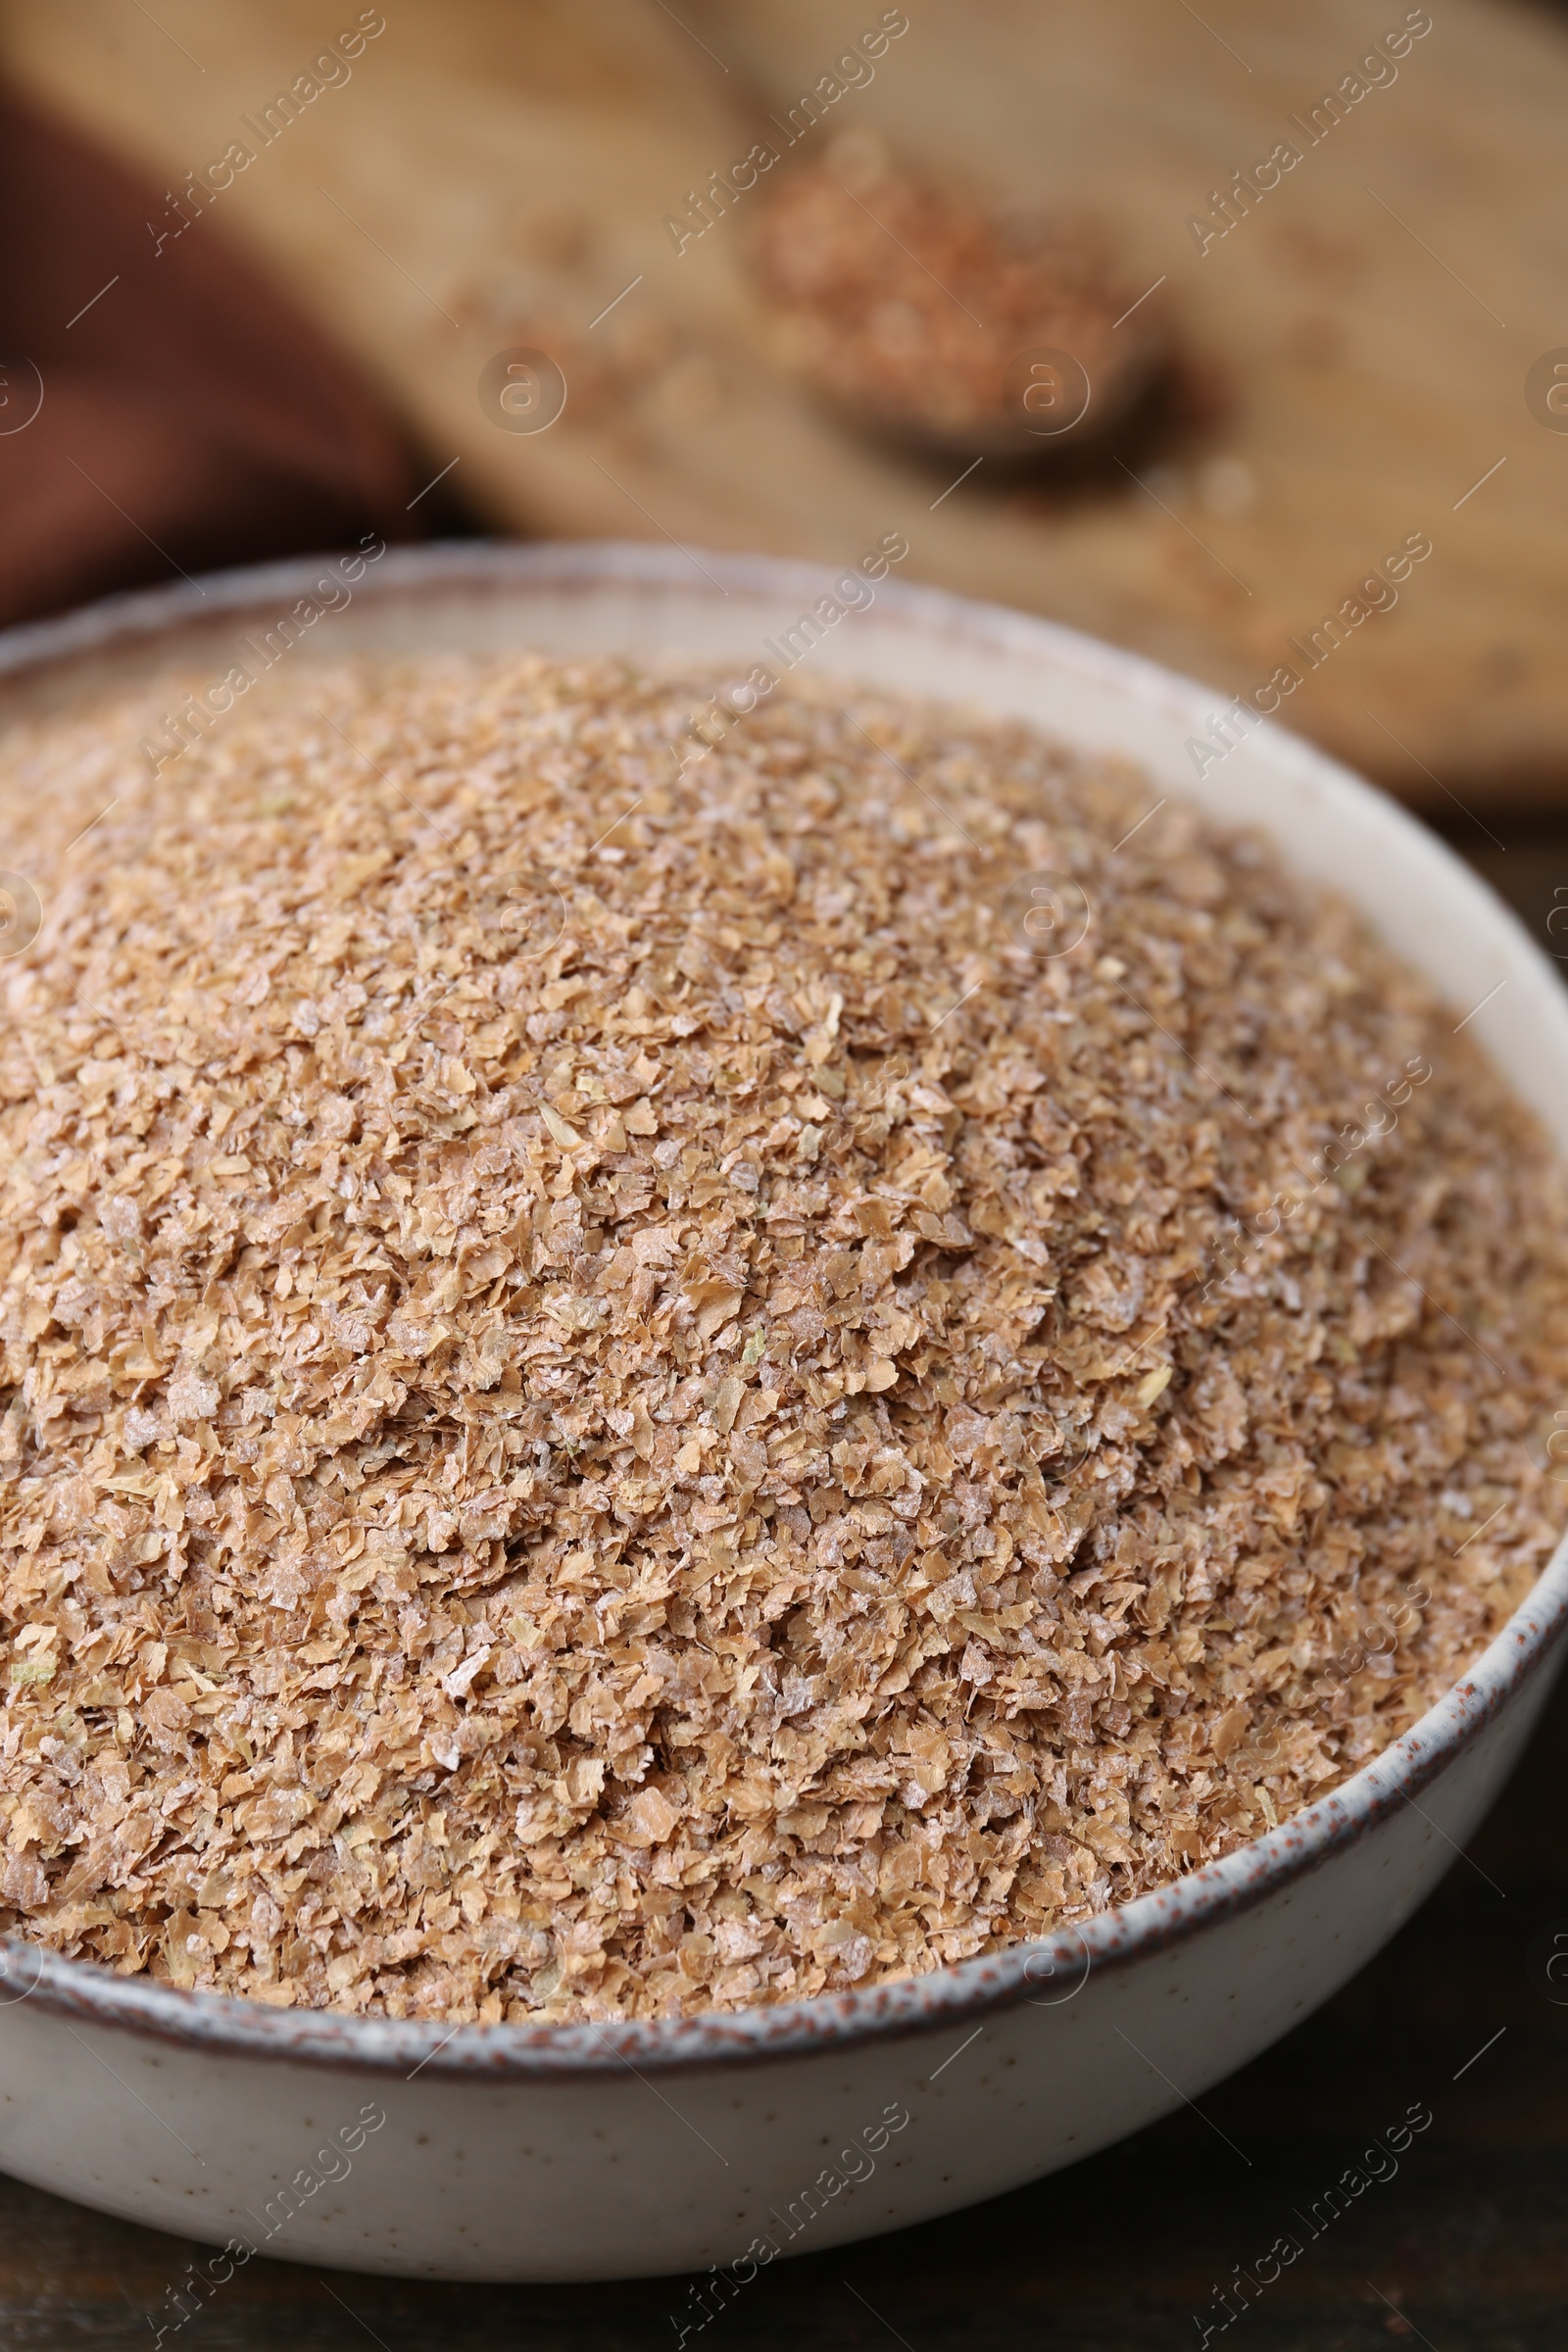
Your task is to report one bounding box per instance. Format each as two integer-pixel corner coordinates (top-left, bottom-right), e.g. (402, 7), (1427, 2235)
(2, 643), (1565, 2031)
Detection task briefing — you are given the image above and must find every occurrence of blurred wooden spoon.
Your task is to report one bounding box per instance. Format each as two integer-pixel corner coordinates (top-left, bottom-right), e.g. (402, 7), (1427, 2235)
(748, 135), (1169, 463)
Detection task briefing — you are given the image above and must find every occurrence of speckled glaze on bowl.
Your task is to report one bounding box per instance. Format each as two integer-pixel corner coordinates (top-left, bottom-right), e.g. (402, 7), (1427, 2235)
(0, 543), (1564, 2283)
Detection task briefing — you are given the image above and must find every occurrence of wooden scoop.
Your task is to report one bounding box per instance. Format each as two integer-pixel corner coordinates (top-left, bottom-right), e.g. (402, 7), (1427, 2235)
(746, 138), (1168, 464)
(6, 0), (1568, 810)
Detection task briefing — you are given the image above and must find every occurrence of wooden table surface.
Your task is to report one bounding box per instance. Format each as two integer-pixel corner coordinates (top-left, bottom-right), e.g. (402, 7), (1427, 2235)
(4, 823), (1567, 2351)
(13, 0), (1568, 810)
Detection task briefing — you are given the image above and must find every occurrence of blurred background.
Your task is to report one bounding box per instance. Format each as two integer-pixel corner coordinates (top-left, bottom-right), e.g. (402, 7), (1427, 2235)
(2, 2), (1567, 2343)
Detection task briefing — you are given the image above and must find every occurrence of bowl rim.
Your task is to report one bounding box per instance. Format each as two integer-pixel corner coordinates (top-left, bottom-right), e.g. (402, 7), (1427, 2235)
(2, 536), (1565, 2082)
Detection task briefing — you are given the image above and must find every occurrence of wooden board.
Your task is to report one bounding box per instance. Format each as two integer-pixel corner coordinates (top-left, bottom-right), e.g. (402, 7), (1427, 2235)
(4, 0), (1568, 811)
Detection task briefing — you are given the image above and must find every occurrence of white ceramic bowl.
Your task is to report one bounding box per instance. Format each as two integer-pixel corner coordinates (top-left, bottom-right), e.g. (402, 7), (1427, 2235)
(1, 543), (1564, 2284)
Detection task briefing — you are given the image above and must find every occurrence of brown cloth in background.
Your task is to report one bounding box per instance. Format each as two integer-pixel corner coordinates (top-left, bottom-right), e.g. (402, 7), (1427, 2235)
(0, 86), (431, 630)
